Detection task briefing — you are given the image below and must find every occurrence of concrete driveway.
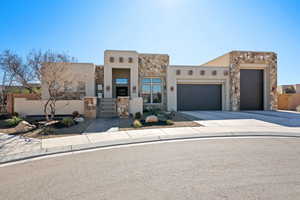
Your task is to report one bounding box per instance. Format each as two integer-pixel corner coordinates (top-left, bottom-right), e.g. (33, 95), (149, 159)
(182, 110), (300, 128)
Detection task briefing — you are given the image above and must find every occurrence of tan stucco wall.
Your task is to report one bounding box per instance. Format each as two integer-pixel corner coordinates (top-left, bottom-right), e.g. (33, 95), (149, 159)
(167, 65), (230, 111)
(41, 63), (95, 99)
(103, 50), (139, 98)
(15, 98), (84, 116)
(201, 53), (230, 67)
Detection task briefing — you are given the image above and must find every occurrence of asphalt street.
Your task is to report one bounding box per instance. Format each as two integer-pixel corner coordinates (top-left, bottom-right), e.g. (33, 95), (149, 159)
(1, 137), (300, 200)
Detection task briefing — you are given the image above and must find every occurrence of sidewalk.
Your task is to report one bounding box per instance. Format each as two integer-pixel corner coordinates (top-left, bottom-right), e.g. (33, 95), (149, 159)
(1, 126), (300, 164)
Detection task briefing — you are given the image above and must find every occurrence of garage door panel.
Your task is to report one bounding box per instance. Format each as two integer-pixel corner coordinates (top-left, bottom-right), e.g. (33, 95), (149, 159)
(177, 84), (222, 111)
(240, 69), (264, 110)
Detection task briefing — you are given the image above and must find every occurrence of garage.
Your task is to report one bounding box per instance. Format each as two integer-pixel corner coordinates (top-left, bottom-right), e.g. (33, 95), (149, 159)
(177, 84), (222, 111)
(240, 69), (264, 110)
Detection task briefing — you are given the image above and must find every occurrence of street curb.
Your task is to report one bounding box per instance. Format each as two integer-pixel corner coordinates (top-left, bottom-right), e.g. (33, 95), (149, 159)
(1, 132), (300, 165)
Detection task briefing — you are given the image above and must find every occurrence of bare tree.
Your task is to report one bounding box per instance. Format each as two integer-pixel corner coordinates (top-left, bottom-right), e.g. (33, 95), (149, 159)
(0, 49), (76, 119)
(41, 62), (72, 121)
(0, 49), (76, 92)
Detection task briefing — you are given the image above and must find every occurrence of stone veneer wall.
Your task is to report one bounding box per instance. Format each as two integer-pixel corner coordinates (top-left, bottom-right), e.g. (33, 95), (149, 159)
(229, 51), (277, 111)
(95, 65), (104, 97)
(138, 54), (169, 110)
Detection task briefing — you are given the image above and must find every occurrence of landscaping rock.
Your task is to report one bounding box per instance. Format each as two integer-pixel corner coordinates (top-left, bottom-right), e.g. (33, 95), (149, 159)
(74, 117), (84, 123)
(145, 115), (158, 123)
(15, 120), (36, 133)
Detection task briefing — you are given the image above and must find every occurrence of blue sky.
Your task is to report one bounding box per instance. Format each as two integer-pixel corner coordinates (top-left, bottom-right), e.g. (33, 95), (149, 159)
(0, 0), (299, 85)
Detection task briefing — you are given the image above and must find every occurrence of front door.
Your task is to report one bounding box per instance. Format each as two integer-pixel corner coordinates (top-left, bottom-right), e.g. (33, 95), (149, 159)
(116, 86), (128, 97)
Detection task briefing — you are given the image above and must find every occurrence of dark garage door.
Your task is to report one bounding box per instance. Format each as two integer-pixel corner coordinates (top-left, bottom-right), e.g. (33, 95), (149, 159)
(177, 84), (222, 111)
(240, 69), (264, 110)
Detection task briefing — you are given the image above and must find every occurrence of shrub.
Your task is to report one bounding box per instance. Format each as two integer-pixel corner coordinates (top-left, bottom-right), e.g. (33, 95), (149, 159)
(156, 114), (167, 121)
(5, 116), (22, 127)
(133, 119), (142, 128)
(12, 112), (19, 117)
(72, 111), (80, 118)
(135, 112), (142, 119)
(61, 117), (75, 127)
(166, 120), (174, 125)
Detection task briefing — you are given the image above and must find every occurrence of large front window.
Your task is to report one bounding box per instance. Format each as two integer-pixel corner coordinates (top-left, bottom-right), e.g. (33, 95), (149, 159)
(142, 78), (162, 104)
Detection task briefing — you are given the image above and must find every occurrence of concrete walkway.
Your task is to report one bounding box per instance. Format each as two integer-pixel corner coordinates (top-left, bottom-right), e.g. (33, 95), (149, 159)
(1, 125), (300, 164)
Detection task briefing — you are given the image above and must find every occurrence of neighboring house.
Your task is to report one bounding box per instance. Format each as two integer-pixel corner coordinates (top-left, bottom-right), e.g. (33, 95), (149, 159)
(277, 84), (300, 110)
(15, 50), (278, 117)
(0, 84), (41, 94)
(278, 84), (300, 94)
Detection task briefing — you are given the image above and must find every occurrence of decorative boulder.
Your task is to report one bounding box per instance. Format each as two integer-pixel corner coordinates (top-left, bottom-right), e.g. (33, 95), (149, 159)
(74, 117), (84, 123)
(145, 115), (158, 123)
(296, 105), (300, 112)
(15, 120), (36, 133)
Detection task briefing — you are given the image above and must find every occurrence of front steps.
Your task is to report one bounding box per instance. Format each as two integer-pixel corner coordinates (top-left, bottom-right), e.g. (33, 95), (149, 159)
(97, 98), (118, 118)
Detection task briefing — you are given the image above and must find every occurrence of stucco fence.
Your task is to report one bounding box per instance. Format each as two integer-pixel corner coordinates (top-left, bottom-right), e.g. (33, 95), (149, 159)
(14, 98), (84, 116)
(278, 94), (300, 110)
(11, 94), (143, 118)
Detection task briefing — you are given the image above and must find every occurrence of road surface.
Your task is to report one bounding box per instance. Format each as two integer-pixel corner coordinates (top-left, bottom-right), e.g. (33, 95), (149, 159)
(1, 137), (300, 199)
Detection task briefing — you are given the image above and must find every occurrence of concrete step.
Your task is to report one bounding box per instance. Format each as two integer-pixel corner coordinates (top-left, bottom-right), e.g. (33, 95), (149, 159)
(99, 98), (116, 102)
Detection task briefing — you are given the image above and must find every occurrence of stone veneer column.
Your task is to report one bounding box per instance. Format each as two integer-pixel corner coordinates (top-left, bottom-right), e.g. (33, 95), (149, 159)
(138, 54), (169, 110)
(229, 51), (277, 111)
(117, 97), (129, 118)
(84, 97), (97, 118)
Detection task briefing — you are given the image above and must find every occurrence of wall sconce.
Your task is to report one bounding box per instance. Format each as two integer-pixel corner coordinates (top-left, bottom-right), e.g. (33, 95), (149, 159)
(106, 85), (110, 91)
(132, 86), (137, 93)
(170, 86), (174, 91)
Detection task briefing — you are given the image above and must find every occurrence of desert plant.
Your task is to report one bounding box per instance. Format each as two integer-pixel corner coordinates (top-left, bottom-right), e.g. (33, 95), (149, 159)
(72, 111), (80, 118)
(5, 116), (22, 127)
(61, 117), (75, 127)
(12, 112), (19, 117)
(135, 112), (142, 119)
(166, 120), (174, 125)
(133, 119), (142, 128)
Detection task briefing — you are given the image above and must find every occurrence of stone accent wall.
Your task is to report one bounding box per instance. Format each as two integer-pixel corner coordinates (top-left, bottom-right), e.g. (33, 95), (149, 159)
(229, 51), (277, 111)
(84, 97), (97, 118)
(138, 54), (169, 110)
(95, 65), (104, 98)
(117, 97), (129, 118)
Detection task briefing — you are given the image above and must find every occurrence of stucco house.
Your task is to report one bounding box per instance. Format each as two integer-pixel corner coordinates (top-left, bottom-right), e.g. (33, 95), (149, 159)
(15, 50), (277, 117)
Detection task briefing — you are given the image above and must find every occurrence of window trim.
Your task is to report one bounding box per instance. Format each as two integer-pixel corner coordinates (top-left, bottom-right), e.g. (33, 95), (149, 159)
(141, 77), (163, 105)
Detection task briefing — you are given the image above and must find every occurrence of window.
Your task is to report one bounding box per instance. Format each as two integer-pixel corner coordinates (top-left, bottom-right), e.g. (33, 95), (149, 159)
(128, 57), (133, 63)
(116, 78), (128, 85)
(176, 70), (181, 75)
(64, 81), (73, 92)
(142, 78), (162, 104)
(212, 70), (217, 76)
(200, 70), (205, 75)
(188, 70), (193, 75)
(109, 57), (114, 63)
(119, 57), (124, 63)
(77, 81), (85, 92)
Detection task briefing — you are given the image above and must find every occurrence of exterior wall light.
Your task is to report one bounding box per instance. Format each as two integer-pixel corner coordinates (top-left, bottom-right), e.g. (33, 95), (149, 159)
(106, 85), (110, 91)
(132, 86), (137, 93)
